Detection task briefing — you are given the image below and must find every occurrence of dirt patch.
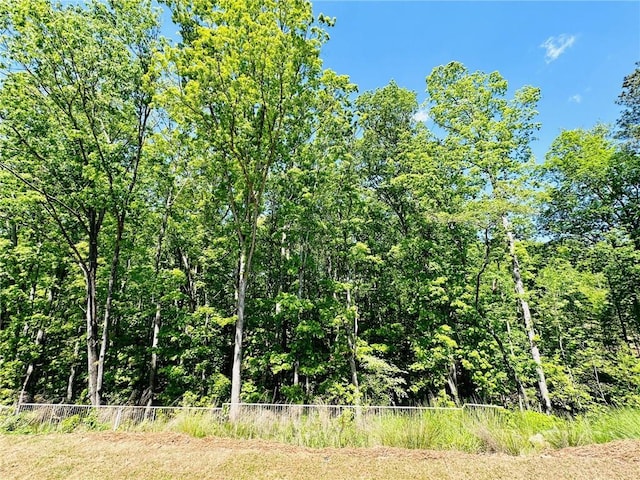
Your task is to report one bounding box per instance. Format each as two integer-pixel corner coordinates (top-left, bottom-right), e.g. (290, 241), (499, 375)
(549, 439), (640, 462)
(1, 432), (639, 480)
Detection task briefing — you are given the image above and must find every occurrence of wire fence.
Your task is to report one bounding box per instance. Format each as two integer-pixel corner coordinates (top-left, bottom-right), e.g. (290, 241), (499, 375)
(11, 403), (225, 431)
(2, 402), (504, 431)
(227, 403), (457, 419)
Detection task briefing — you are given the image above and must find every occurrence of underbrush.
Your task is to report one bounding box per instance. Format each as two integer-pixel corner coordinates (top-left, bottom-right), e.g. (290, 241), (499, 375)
(3, 406), (640, 455)
(0, 409), (111, 434)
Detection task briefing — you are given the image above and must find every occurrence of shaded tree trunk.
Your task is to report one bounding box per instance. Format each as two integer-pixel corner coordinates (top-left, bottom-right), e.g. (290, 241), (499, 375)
(66, 330), (82, 403)
(489, 324), (530, 410)
(19, 326), (44, 404)
(345, 286), (360, 404)
(84, 220), (101, 405)
(96, 216), (124, 405)
(144, 190), (173, 406)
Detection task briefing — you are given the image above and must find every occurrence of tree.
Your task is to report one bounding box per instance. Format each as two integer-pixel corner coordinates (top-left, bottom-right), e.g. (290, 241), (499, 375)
(0, 0), (159, 405)
(162, 0), (340, 418)
(542, 126), (640, 248)
(542, 126), (640, 355)
(426, 62), (552, 413)
(617, 62), (640, 149)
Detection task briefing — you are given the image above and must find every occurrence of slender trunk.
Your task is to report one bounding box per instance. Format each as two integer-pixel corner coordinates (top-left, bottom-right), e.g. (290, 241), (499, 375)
(293, 360), (299, 386)
(489, 325), (530, 410)
(475, 228), (491, 311)
(19, 327), (44, 404)
(19, 249), (48, 404)
(66, 331), (81, 403)
(230, 249), (248, 421)
(502, 215), (551, 413)
(144, 191), (173, 406)
(85, 263), (100, 406)
(476, 227), (529, 409)
(593, 362), (608, 404)
(607, 276), (638, 354)
(292, 241), (306, 388)
(181, 251), (197, 311)
(446, 363), (460, 406)
(345, 286), (360, 403)
(145, 207), (169, 406)
(144, 301), (162, 407)
(557, 325), (581, 410)
(96, 218), (123, 403)
(145, 299), (162, 406)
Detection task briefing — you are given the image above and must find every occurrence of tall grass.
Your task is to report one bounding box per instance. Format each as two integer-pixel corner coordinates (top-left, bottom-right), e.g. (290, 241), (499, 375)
(4, 405), (640, 455)
(154, 406), (640, 455)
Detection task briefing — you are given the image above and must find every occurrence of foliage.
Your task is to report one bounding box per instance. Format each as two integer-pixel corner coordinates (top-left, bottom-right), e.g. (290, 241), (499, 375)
(0, 0), (638, 419)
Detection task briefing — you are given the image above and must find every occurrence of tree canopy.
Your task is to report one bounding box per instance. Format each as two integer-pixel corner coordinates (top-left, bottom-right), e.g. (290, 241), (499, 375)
(0, 0), (638, 414)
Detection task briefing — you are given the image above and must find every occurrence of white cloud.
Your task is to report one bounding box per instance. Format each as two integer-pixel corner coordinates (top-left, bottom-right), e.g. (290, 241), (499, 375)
(569, 94), (582, 104)
(540, 34), (576, 63)
(413, 108), (429, 123)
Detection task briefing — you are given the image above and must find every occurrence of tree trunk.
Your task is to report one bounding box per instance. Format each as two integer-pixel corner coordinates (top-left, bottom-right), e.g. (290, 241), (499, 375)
(230, 249), (248, 421)
(293, 360), (299, 386)
(19, 326), (45, 404)
(85, 262), (100, 406)
(593, 362), (608, 404)
(345, 286), (360, 404)
(145, 300), (162, 407)
(446, 363), (460, 406)
(145, 300), (163, 406)
(66, 331), (81, 403)
(489, 324), (530, 410)
(181, 251), (197, 311)
(84, 210), (104, 406)
(502, 215), (552, 413)
(96, 218), (123, 404)
(142, 190), (173, 406)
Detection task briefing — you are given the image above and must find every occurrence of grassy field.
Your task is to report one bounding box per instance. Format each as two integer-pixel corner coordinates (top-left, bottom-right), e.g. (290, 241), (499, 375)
(5, 406), (640, 452)
(2, 431), (640, 480)
(3, 407), (640, 478)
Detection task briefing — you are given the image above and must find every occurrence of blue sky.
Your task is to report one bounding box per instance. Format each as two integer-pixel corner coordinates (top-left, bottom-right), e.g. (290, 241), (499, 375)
(312, 1), (640, 162)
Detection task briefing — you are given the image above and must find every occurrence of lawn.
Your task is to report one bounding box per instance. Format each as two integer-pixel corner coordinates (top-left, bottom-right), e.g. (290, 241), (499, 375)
(1, 432), (640, 480)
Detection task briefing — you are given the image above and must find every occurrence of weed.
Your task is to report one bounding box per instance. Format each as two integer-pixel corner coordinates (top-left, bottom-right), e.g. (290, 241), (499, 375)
(6, 405), (640, 456)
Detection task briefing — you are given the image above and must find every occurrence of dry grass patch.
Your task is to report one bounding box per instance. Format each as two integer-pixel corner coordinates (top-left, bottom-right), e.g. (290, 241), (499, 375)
(1, 432), (640, 480)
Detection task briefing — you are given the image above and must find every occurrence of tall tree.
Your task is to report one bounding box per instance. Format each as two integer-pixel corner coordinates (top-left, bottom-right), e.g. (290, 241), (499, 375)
(0, 0), (159, 405)
(426, 62), (552, 412)
(543, 127), (640, 249)
(543, 126), (640, 354)
(617, 62), (640, 149)
(162, 0), (339, 417)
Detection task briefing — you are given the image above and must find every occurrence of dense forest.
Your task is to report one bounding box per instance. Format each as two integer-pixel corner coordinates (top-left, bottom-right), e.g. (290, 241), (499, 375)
(0, 0), (638, 415)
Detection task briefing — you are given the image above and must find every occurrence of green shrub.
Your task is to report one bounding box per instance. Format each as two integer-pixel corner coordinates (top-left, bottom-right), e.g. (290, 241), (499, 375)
(59, 414), (81, 433)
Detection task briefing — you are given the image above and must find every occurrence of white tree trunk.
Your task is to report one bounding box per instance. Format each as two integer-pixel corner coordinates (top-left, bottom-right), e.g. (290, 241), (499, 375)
(345, 287), (360, 403)
(66, 333), (81, 403)
(145, 300), (162, 406)
(502, 215), (552, 413)
(229, 249), (248, 421)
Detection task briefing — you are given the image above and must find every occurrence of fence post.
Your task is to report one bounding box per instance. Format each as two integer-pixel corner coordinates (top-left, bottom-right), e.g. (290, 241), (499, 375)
(113, 407), (123, 431)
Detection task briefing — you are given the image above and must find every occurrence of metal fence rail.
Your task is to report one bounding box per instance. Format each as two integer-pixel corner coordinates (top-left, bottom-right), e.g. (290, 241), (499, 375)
(223, 403), (465, 420)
